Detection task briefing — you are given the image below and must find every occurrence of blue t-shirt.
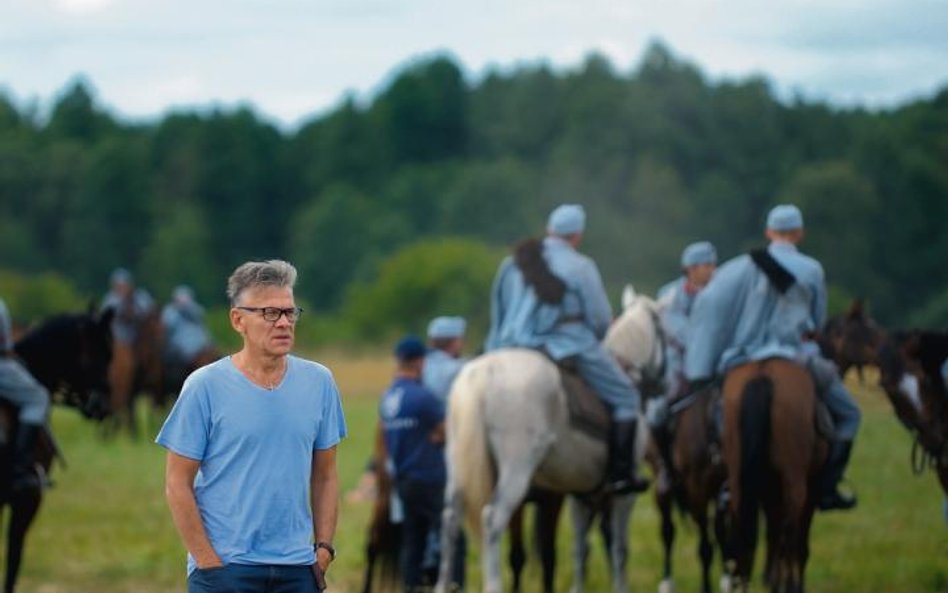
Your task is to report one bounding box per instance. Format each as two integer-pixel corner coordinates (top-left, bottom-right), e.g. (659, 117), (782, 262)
(156, 355), (347, 574)
(379, 376), (446, 484)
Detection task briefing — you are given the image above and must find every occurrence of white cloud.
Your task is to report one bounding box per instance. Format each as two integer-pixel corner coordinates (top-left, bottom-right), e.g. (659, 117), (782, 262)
(0, 0), (945, 127)
(53, 0), (115, 15)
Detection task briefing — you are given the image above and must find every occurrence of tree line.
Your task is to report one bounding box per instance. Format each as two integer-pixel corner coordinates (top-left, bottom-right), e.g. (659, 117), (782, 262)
(1, 41), (946, 344)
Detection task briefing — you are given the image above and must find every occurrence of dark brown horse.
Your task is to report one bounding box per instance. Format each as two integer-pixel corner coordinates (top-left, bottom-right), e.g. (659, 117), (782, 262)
(877, 330), (948, 503)
(3, 308), (113, 593)
(720, 359), (828, 593)
(651, 387), (727, 593)
(819, 299), (882, 384)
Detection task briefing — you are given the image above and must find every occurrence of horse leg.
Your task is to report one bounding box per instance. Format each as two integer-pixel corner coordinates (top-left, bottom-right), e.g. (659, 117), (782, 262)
(508, 504), (527, 593)
(535, 491), (564, 593)
(5, 492), (42, 593)
(607, 494), (634, 593)
(482, 468), (536, 593)
(568, 496), (596, 593)
(656, 485), (675, 593)
(694, 507), (713, 593)
(361, 544), (377, 593)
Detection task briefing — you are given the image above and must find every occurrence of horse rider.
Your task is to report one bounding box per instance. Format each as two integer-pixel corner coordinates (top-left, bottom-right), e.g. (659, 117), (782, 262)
(101, 267), (156, 346)
(657, 241), (718, 401)
(0, 297), (50, 492)
(684, 204), (862, 511)
(648, 242), (718, 486)
(161, 285), (212, 372)
(380, 336), (464, 592)
(422, 316), (467, 402)
(486, 203), (649, 495)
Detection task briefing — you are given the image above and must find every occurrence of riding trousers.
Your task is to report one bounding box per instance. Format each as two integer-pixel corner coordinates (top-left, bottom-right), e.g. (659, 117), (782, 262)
(0, 357), (50, 426)
(804, 355), (862, 441)
(574, 345), (642, 422)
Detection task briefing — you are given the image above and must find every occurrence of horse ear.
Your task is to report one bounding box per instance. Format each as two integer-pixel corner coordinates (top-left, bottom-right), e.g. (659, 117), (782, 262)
(621, 285), (637, 310)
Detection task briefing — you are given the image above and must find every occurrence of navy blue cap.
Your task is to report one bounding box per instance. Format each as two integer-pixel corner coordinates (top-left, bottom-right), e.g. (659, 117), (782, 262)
(394, 335), (427, 361)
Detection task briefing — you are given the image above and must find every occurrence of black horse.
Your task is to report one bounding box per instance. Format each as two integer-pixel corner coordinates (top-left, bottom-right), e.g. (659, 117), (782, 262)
(1, 307), (113, 593)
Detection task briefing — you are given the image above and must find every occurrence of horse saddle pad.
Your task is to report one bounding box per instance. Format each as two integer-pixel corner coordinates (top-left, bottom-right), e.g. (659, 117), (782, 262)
(558, 366), (611, 442)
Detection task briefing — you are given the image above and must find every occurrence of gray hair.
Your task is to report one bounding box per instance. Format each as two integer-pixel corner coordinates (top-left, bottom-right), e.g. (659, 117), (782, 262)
(227, 260), (298, 305)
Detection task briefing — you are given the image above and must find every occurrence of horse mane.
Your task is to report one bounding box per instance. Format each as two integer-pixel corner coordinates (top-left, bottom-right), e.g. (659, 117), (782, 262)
(14, 314), (82, 366)
(879, 330), (948, 397)
(876, 331), (907, 383)
(915, 330), (948, 395)
(513, 238), (566, 305)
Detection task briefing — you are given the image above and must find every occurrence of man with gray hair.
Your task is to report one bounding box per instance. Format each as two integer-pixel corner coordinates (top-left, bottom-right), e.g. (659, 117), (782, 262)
(157, 260), (347, 592)
(486, 204), (649, 495)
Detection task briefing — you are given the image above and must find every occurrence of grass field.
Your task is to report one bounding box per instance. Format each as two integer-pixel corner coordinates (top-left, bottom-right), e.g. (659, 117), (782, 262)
(7, 353), (948, 593)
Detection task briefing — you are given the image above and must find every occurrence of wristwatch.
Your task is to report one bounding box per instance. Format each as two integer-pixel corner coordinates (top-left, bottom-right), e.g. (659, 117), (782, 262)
(315, 541), (336, 561)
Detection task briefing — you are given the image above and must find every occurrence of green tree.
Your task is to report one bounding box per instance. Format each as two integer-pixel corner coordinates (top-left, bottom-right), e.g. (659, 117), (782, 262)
(777, 161), (882, 302)
(139, 202), (217, 303)
(341, 238), (502, 340)
(289, 185), (410, 309)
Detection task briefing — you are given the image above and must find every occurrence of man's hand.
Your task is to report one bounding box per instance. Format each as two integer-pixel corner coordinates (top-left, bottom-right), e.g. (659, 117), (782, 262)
(312, 548), (332, 591)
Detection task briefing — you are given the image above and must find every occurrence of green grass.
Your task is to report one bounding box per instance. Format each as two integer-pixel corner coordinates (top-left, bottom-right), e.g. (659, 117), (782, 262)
(8, 367), (948, 593)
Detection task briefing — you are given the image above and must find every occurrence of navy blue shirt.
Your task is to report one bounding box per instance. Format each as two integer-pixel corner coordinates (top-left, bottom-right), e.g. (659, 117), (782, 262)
(379, 376), (446, 484)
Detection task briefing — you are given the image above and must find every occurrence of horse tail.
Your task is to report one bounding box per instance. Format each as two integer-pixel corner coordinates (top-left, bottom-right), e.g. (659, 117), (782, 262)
(738, 375), (773, 561)
(447, 362), (495, 537)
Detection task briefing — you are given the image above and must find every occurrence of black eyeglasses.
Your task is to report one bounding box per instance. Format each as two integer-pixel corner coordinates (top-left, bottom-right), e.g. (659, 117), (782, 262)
(236, 306), (304, 323)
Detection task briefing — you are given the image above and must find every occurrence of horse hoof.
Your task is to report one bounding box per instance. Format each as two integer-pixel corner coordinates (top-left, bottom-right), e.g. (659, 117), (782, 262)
(658, 578), (675, 593)
(719, 575), (733, 593)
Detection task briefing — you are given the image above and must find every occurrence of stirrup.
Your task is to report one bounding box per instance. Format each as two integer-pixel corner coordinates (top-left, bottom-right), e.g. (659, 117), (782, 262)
(607, 474), (650, 495)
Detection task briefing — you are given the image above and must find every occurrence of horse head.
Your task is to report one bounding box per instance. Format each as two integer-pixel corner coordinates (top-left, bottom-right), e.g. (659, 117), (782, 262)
(878, 330), (948, 458)
(607, 285), (666, 398)
(14, 308), (114, 421)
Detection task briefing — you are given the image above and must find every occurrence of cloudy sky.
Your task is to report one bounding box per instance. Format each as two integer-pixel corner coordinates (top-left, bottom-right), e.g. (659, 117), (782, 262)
(2, 0), (947, 129)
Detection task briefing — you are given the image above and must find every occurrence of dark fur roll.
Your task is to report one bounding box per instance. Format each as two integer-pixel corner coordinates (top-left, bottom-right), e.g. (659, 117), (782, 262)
(513, 238), (566, 305)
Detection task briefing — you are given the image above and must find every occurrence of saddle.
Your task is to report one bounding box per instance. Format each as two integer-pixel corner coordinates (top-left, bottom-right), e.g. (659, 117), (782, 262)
(556, 360), (611, 442)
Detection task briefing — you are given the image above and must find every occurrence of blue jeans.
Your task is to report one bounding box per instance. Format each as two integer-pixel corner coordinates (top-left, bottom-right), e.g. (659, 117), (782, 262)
(188, 564), (318, 593)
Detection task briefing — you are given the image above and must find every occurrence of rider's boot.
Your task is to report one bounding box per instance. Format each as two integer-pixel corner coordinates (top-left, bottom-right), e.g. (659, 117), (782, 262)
(817, 440), (857, 511)
(606, 419), (651, 495)
(12, 423), (43, 493)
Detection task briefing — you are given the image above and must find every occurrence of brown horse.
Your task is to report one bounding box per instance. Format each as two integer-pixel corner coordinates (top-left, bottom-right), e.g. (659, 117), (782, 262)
(720, 359), (828, 593)
(819, 299), (882, 384)
(877, 330), (948, 503)
(106, 308), (164, 437)
(361, 423), (401, 593)
(651, 386), (727, 593)
(4, 308), (113, 593)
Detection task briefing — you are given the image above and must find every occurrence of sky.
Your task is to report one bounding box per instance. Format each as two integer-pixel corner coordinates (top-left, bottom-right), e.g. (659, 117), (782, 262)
(2, 0), (947, 129)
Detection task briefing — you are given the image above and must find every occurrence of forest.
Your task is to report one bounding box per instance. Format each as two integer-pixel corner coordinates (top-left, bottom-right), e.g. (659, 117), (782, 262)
(1, 41), (946, 343)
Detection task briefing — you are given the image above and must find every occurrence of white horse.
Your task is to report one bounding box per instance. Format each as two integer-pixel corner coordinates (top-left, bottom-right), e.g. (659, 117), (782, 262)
(435, 287), (666, 593)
